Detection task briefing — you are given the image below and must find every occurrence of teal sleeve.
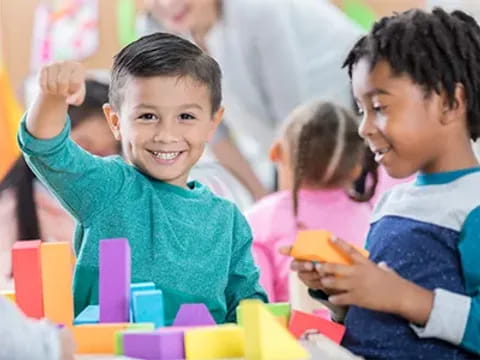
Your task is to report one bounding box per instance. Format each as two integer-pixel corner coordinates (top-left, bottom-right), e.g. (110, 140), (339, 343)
(17, 115), (126, 224)
(225, 207), (268, 323)
(459, 206), (480, 353)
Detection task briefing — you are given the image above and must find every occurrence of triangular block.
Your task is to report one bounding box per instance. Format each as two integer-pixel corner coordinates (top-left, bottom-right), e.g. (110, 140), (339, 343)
(173, 303), (216, 327)
(240, 300), (309, 360)
(289, 310), (345, 344)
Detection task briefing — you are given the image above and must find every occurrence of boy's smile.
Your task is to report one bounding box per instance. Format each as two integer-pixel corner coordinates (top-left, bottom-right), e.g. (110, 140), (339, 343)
(104, 75), (223, 188)
(351, 58), (473, 178)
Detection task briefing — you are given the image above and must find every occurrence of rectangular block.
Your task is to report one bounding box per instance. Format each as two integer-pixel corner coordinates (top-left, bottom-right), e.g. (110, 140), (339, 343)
(185, 325), (244, 360)
(290, 230), (369, 265)
(12, 240), (44, 318)
(132, 289), (165, 328)
(1, 290), (15, 303)
(237, 302), (290, 326)
(123, 328), (185, 359)
(289, 310), (345, 344)
(130, 282), (156, 322)
(41, 242), (74, 325)
(73, 323), (129, 354)
(74, 305), (99, 325)
(115, 323), (155, 355)
(99, 238), (131, 323)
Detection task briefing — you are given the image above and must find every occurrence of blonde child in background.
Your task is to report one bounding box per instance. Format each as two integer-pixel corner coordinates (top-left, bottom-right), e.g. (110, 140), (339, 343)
(246, 101), (377, 303)
(0, 297), (75, 360)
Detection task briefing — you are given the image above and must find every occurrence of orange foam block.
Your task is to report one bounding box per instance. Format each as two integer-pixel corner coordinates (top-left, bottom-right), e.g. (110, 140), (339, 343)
(41, 242), (74, 326)
(289, 310), (345, 344)
(290, 230), (368, 265)
(12, 240), (44, 318)
(73, 323), (129, 354)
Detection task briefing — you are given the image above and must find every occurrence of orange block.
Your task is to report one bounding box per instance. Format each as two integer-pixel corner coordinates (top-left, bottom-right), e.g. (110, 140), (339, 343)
(290, 230), (369, 265)
(73, 324), (129, 354)
(41, 242), (74, 326)
(12, 240), (44, 318)
(277, 315), (288, 328)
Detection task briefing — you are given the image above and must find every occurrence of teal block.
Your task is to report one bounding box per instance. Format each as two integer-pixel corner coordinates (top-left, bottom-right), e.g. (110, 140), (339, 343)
(132, 290), (165, 328)
(130, 282), (156, 322)
(74, 305), (99, 325)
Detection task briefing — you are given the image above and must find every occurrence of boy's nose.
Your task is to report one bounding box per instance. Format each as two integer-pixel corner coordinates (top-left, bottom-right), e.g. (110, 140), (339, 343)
(358, 114), (376, 140)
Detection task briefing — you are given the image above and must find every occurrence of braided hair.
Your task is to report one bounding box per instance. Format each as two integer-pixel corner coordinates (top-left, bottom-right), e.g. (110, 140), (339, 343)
(285, 101), (376, 225)
(343, 7), (480, 140)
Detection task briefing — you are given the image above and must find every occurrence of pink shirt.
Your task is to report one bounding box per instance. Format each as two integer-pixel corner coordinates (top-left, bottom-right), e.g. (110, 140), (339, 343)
(245, 189), (372, 302)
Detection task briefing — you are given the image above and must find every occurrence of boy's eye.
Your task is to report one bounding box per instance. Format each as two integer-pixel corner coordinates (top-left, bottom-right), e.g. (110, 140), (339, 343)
(372, 105), (386, 114)
(179, 113), (196, 121)
(138, 113), (158, 121)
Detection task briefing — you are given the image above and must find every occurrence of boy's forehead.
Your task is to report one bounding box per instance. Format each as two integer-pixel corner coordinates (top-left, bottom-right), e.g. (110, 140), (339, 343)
(122, 74), (211, 108)
(352, 59), (398, 96)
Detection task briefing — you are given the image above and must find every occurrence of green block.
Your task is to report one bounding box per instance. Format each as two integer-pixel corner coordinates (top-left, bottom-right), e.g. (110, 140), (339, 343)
(342, 0), (376, 30)
(115, 323), (155, 355)
(236, 302), (291, 325)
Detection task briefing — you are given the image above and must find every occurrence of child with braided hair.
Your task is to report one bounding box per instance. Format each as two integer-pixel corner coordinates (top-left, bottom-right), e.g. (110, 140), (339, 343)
(246, 100), (377, 303)
(291, 7), (480, 359)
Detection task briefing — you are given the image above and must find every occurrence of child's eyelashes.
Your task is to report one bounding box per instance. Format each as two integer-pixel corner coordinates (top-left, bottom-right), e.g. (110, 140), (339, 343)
(138, 113), (158, 121)
(372, 105), (387, 114)
(179, 113), (196, 121)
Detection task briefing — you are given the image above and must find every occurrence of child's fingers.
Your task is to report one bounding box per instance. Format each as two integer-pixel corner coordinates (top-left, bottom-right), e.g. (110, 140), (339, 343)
(291, 260), (314, 272)
(328, 292), (352, 306)
(56, 63), (74, 98)
(321, 275), (351, 291)
(278, 246), (292, 256)
(331, 237), (368, 264)
(46, 64), (60, 94)
(40, 67), (49, 93)
(317, 262), (354, 277)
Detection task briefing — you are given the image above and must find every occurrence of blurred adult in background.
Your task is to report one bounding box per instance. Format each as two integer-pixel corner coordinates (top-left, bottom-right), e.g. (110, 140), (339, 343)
(0, 80), (118, 289)
(140, 0), (363, 196)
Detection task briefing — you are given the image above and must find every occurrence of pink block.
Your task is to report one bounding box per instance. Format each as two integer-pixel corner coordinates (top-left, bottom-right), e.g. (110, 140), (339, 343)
(99, 238), (131, 323)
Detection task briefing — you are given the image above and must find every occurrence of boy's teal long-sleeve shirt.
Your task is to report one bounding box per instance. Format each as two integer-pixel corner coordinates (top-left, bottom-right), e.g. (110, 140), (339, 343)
(18, 118), (267, 324)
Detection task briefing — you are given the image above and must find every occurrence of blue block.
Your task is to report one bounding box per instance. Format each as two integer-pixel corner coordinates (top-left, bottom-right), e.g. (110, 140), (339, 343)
(132, 290), (165, 328)
(130, 282), (156, 297)
(74, 305), (99, 325)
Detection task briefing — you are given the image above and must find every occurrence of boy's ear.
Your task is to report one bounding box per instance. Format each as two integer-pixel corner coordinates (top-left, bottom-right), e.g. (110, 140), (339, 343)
(441, 83), (467, 125)
(103, 103), (122, 141)
(207, 106), (225, 140)
(269, 140), (283, 163)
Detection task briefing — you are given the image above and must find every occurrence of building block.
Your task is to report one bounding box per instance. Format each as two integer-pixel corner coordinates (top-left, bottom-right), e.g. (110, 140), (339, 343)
(240, 300), (309, 360)
(74, 305), (99, 325)
(1, 290), (15, 303)
(289, 310), (345, 344)
(173, 303), (216, 327)
(114, 323), (155, 355)
(12, 240), (44, 318)
(237, 302), (291, 326)
(290, 230), (368, 265)
(73, 323), (129, 354)
(132, 289), (165, 328)
(40, 242), (74, 326)
(185, 324), (244, 360)
(123, 328), (186, 359)
(99, 238), (131, 323)
(131, 282), (156, 298)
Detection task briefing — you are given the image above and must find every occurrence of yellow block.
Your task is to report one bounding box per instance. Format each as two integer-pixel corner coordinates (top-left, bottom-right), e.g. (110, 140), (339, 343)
(40, 242), (74, 325)
(277, 315), (288, 328)
(291, 230), (369, 265)
(0, 290), (15, 303)
(73, 324), (129, 354)
(185, 324), (245, 360)
(241, 300), (309, 360)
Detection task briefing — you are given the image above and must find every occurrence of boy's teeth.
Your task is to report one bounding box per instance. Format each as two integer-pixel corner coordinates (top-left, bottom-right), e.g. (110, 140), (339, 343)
(153, 152), (180, 160)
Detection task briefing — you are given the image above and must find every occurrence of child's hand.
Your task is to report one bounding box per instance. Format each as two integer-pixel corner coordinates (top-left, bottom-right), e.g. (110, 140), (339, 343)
(317, 238), (434, 325)
(39, 61), (86, 106)
(59, 327), (76, 360)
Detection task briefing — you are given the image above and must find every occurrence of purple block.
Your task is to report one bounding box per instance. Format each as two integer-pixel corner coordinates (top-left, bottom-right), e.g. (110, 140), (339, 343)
(99, 238), (131, 323)
(123, 329), (185, 360)
(172, 303), (216, 327)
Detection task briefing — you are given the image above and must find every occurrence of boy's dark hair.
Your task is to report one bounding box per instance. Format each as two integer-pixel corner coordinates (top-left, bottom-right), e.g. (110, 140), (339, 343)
(110, 32), (222, 114)
(343, 8), (480, 140)
(286, 101), (377, 220)
(0, 80), (110, 241)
